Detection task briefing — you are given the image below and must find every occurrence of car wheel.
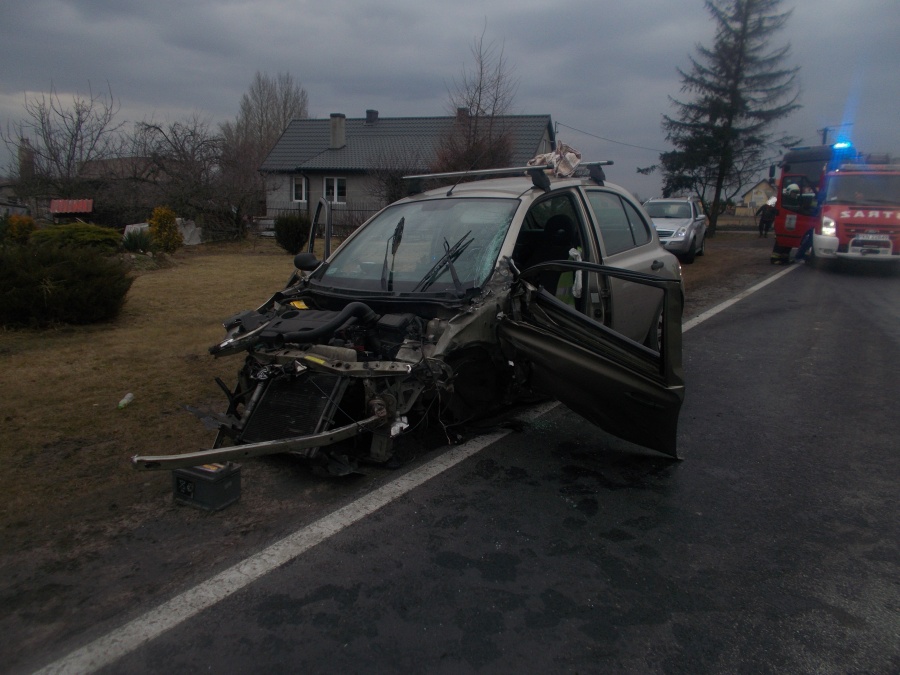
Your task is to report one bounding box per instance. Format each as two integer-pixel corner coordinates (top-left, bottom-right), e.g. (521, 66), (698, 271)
(643, 302), (663, 351)
(696, 233), (705, 256)
(808, 250), (835, 271)
(807, 249), (821, 269)
(680, 238), (696, 264)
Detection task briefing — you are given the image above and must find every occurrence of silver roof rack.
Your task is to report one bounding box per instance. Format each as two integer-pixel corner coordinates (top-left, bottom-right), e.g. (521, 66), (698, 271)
(403, 161), (614, 194)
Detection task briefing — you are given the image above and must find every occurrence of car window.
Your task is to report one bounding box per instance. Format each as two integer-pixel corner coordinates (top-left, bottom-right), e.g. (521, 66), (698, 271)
(644, 201), (690, 219)
(316, 198), (517, 294)
(585, 191), (640, 255)
(622, 200), (651, 246)
(781, 175), (820, 215)
(514, 193), (589, 308)
(514, 194), (585, 267)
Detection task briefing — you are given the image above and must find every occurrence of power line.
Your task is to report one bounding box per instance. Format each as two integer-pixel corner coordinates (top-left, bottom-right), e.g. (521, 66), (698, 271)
(555, 122), (665, 154)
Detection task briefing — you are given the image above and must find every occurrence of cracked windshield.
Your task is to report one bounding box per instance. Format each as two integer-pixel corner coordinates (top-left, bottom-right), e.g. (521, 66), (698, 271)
(317, 198), (518, 293)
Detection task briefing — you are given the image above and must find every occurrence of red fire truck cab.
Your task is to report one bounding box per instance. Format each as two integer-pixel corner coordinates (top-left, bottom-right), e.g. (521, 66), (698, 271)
(770, 144), (900, 265)
(812, 163), (900, 262)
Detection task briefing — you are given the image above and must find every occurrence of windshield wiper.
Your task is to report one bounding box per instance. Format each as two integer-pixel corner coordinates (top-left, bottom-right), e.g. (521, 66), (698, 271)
(380, 217), (405, 291)
(412, 231), (473, 294)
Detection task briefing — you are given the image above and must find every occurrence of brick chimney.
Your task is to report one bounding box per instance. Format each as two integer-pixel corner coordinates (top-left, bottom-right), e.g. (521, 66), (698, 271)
(330, 113), (346, 149)
(365, 109), (379, 125)
(456, 107), (470, 122)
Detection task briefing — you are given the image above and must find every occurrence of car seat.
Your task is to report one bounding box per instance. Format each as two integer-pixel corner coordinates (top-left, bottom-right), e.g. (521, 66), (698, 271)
(529, 214), (579, 297)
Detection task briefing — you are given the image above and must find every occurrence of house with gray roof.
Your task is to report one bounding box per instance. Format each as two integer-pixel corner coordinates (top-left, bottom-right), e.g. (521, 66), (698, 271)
(260, 109), (555, 229)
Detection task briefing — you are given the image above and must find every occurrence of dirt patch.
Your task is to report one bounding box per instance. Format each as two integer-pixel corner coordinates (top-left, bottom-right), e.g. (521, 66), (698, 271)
(0, 230), (780, 673)
(680, 229), (776, 319)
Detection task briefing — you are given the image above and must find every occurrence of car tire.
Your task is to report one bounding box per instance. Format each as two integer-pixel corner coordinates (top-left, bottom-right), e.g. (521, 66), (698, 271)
(680, 238), (696, 264)
(696, 234), (705, 257)
(808, 251), (836, 271)
(643, 302), (663, 351)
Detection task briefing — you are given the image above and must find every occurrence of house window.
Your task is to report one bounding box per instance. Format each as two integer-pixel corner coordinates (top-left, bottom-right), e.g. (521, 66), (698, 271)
(324, 177), (346, 204)
(292, 176), (306, 202)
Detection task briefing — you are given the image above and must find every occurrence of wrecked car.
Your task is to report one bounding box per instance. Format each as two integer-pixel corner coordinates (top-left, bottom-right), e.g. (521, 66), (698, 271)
(132, 161), (685, 475)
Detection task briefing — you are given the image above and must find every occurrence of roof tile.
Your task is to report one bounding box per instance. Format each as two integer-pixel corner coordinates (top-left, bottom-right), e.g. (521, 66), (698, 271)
(260, 115), (554, 173)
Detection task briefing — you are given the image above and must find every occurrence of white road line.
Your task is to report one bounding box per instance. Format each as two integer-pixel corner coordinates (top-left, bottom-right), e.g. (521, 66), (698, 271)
(33, 404), (556, 675)
(682, 265), (797, 333)
(34, 267), (794, 674)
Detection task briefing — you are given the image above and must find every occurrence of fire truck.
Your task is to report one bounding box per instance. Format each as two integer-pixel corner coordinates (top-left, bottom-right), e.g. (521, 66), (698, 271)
(769, 143), (857, 264)
(812, 162), (900, 262)
(770, 143), (900, 264)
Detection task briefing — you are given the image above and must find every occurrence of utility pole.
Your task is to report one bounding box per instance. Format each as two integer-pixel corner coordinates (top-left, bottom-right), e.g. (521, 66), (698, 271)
(817, 123), (853, 145)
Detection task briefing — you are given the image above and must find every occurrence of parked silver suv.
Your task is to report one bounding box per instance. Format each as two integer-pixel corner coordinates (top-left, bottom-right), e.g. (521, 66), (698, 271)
(643, 196), (708, 263)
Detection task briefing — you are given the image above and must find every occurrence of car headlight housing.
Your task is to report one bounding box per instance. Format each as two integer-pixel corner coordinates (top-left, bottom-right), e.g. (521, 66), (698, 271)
(821, 216), (836, 236)
(672, 227), (687, 239)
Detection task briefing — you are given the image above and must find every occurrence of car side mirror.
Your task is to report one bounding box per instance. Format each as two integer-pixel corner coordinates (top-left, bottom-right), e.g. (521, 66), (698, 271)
(294, 252), (320, 271)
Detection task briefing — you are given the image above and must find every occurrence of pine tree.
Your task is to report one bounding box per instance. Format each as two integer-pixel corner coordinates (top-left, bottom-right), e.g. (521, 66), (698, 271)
(660, 0), (800, 235)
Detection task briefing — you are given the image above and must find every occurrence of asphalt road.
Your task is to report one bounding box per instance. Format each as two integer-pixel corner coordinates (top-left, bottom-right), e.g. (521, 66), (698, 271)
(33, 261), (900, 674)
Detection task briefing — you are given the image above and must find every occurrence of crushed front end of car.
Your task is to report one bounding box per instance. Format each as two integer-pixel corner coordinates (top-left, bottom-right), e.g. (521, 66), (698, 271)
(131, 270), (519, 474)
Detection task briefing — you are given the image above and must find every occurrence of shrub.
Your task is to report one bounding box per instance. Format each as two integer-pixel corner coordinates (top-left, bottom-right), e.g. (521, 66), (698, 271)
(274, 213), (311, 255)
(122, 227), (153, 253)
(0, 244), (134, 327)
(29, 222), (122, 253)
(148, 206), (183, 253)
(6, 214), (36, 244)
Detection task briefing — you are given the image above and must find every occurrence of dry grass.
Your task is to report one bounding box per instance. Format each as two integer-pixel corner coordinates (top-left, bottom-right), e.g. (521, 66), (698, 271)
(0, 238), (298, 534)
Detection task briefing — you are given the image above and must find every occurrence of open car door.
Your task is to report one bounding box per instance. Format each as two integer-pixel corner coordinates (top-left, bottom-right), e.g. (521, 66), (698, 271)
(498, 260), (684, 457)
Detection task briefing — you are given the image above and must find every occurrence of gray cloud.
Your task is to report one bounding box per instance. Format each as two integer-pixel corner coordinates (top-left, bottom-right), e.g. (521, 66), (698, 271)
(2, 0), (897, 198)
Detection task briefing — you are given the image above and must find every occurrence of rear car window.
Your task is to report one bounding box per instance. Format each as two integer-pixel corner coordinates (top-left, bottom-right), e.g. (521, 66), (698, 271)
(586, 191), (648, 255)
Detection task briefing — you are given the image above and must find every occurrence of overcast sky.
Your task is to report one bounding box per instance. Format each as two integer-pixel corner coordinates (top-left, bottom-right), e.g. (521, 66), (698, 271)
(2, 0), (897, 198)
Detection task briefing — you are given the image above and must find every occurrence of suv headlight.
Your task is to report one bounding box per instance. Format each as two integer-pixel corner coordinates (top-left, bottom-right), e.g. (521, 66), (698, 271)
(673, 227), (687, 238)
(821, 216), (836, 236)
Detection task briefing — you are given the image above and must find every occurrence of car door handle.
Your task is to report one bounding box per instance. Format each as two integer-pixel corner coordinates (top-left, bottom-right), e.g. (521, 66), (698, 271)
(651, 260), (664, 271)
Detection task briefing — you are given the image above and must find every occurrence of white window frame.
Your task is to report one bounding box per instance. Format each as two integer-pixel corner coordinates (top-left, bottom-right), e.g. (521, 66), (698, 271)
(292, 175), (306, 203)
(324, 176), (347, 204)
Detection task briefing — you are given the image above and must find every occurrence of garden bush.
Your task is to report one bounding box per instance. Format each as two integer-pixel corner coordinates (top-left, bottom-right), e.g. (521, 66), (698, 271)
(274, 213), (311, 255)
(29, 222), (121, 253)
(148, 206), (183, 253)
(0, 244), (134, 327)
(122, 227), (153, 253)
(5, 214), (36, 244)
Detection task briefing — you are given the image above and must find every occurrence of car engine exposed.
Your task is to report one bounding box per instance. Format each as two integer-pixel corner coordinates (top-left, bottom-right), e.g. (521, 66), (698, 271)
(204, 298), (499, 475)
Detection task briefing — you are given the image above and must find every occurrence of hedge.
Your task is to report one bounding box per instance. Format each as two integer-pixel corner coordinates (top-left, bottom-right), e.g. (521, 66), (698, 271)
(0, 244), (134, 327)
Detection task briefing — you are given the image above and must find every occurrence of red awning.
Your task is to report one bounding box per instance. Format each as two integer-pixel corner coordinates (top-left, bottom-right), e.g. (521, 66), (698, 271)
(50, 199), (93, 214)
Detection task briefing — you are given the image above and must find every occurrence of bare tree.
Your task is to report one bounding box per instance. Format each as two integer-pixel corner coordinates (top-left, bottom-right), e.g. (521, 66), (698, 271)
(220, 72), (309, 218)
(136, 114), (235, 234)
(364, 147), (429, 207)
(433, 29), (519, 172)
(1, 83), (124, 201)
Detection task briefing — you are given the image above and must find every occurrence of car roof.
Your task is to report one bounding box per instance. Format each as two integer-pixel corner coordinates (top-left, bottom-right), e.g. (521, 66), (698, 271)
(645, 196), (697, 202)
